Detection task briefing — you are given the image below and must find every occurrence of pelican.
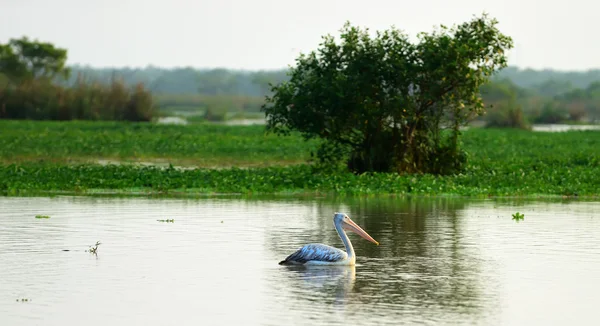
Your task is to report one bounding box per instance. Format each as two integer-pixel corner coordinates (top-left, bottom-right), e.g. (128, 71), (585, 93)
(279, 212), (379, 266)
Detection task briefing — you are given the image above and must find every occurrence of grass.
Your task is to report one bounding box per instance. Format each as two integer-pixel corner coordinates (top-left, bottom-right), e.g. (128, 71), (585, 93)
(0, 120), (599, 197)
(0, 120), (316, 167)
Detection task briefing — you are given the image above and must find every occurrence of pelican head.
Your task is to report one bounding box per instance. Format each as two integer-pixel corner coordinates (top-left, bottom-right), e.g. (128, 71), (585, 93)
(334, 213), (379, 246)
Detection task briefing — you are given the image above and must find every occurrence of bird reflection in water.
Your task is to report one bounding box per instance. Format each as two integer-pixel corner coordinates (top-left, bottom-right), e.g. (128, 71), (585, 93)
(282, 264), (356, 305)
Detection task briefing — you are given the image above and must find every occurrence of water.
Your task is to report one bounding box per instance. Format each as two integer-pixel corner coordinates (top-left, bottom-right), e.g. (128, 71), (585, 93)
(463, 122), (600, 132)
(156, 116), (189, 125)
(531, 124), (600, 132)
(156, 116), (266, 126)
(159, 117), (599, 130)
(1, 196), (599, 326)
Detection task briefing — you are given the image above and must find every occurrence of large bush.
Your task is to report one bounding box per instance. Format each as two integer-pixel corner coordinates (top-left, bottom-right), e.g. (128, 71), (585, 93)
(0, 77), (154, 121)
(533, 100), (569, 124)
(484, 100), (531, 130)
(262, 14), (513, 174)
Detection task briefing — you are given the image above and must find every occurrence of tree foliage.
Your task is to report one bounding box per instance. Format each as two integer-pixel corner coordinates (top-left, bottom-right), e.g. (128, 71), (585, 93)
(262, 14), (513, 174)
(0, 36), (70, 83)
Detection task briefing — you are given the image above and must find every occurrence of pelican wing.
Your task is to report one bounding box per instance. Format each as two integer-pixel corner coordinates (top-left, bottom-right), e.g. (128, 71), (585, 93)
(279, 243), (347, 265)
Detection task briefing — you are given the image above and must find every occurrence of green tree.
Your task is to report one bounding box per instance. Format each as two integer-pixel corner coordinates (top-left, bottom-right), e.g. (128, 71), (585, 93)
(251, 70), (290, 96)
(534, 79), (574, 97)
(196, 69), (238, 95)
(262, 14), (513, 174)
(480, 79), (530, 129)
(480, 78), (529, 103)
(0, 36), (70, 84)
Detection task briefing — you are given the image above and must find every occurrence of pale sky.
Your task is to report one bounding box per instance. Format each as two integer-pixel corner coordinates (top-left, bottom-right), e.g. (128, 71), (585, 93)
(0, 0), (597, 71)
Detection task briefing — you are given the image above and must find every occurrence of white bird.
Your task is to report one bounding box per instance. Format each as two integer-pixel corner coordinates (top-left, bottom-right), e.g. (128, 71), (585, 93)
(279, 212), (379, 266)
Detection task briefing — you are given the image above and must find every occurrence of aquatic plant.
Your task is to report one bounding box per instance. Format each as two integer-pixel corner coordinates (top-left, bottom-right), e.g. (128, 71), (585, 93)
(35, 215), (50, 219)
(0, 121), (599, 198)
(1, 155), (598, 197)
(87, 241), (101, 254)
(512, 212), (525, 221)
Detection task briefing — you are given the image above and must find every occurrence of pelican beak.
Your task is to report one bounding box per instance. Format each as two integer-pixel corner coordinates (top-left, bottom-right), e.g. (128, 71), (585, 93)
(343, 217), (379, 246)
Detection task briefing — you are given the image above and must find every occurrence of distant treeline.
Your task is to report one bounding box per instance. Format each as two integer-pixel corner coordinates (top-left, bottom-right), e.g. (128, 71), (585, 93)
(64, 65), (600, 125)
(481, 77), (600, 128)
(60, 65), (290, 97)
(63, 65), (600, 97)
(2, 36), (600, 124)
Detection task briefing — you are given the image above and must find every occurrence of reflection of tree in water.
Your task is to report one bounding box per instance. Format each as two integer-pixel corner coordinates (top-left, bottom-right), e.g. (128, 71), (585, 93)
(263, 196), (489, 322)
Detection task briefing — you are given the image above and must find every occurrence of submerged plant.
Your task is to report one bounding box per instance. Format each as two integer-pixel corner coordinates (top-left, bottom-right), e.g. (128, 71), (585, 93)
(35, 215), (50, 219)
(87, 240), (101, 254)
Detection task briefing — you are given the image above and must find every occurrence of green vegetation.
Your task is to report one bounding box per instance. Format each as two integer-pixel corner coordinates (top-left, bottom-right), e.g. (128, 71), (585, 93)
(480, 78), (600, 127)
(484, 101), (530, 130)
(0, 36), (70, 83)
(0, 122), (598, 198)
(4, 34), (600, 126)
(60, 66), (290, 97)
(35, 214), (50, 219)
(0, 77), (155, 121)
(1, 17), (598, 201)
(51, 64), (600, 126)
(155, 94), (265, 114)
(512, 212), (524, 221)
(154, 93), (266, 123)
(264, 15), (513, 175)
(0, 37), (155, 122)
(60, 64), (600, 101)
(0, 120), (317, 166)
(3, 36), (600, 125)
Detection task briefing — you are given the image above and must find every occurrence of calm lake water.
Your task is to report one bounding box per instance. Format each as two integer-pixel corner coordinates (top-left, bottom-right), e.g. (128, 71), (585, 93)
(1, 195), (599, 326)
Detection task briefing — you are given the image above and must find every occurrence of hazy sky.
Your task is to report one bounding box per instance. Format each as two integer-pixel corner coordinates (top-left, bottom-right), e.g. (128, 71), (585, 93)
(1, 0), (597, 71)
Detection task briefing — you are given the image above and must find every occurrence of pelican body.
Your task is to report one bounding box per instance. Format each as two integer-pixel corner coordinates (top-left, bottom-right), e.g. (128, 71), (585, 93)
(279, 213), (379, 266)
